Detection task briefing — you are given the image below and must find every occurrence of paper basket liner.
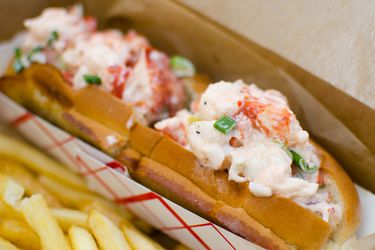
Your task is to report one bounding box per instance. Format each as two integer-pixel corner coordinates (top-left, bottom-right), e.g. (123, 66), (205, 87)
(0, 92), (263, 250)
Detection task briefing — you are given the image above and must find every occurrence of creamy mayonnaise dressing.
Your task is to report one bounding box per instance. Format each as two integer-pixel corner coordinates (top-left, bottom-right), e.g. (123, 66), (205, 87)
(155, 80), (341, 224)
(155, 110), (191, 146)
(295, 189), (343, 228)
(121, 48), (154, 120)
(23, 7), (90, 51)
(20, 6), (185, 123)
(62, 31), (133, 91)
(156, 80), (320, 197)
(190, 81), (320, 198)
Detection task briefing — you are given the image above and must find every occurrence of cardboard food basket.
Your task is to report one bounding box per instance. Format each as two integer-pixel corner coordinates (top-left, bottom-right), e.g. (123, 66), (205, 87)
(0, 0), (374, 249)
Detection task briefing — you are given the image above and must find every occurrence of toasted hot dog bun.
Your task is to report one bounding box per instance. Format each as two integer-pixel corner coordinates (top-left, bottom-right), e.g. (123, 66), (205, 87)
(0, 64), (359, 249)
(123, 135), (359, 249)
(0, 64), (131, 155)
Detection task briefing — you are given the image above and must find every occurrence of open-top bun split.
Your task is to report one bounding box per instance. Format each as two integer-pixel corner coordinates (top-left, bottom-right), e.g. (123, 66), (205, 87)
(0, 6), (359, 250)
(147, 81), (359, 249)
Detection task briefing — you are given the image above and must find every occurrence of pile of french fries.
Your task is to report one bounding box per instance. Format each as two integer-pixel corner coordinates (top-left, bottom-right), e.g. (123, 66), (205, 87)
(0, 133), (188, 250)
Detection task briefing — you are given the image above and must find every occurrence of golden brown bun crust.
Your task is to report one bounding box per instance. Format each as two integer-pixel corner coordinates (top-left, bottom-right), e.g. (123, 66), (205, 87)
(129, 123), (163, 156)
(136, 157), (218, 217)
(132, 157), (290, 250)
(215, 206), (290, 250)
(117, 148), (142, 171)
(0, 66), (127, 155)
(150, 137), (218, 198)
(24, 64), (75, 107)
(74, 86), (134, 137)
(242, 188), (330, 249)
(121, 145), (289, 249)
(149, 136), (334, 249)
(62, 110), (127, 155)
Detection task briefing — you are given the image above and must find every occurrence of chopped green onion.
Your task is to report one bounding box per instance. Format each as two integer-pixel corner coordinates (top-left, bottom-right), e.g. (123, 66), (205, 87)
(290, 150), (318, 173)
(13, 48), (24, 73)
(47, 31), (59, 47)
(14, 48), (22, 58)
(214, 115), (236, 134)
(27, 46), (43, 61)
(290, 150), (308, 171)
(83, 74), (102, 85)
(170, 55), (195, 78)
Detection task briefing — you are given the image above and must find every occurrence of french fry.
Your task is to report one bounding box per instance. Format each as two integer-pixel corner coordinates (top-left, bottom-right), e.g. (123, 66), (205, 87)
(38, 175), (98, 208)
(0, 200), (88, 232)
(88, 209), (131, 250)
(0, 134), (175, 250)
(0, 159), (61, 207)
(81, 200), (132, 226)
(68, 225), (98, 250)
(0, 236), (20, 250)
(121, 220), (159, 250)
(0, 200), (87, 232)
(0, 218), (40, 249)
(19, 194), (71, 250)
(0, 174), (24, 207)
(0, 134), (86, 191)
(0, 200), (21, 219)
(52, 208), (88, 232)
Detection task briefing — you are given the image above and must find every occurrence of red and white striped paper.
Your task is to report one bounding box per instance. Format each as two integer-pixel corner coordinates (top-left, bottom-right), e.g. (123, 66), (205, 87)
(0, 93), (262, 250)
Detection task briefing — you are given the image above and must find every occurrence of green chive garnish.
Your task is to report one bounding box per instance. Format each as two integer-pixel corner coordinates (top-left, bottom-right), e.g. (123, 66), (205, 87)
(14, 48), (22, 58)
(290, 150), (318, 173)
(282, 145), (293, 159)
(170, 55), (195, 78)
(214, 115), (236, 134)
(47, 31), (59, 47)
(83, 74), (102, 85)
(13, 48), (24, 73)
(27, 46), (43, 61)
